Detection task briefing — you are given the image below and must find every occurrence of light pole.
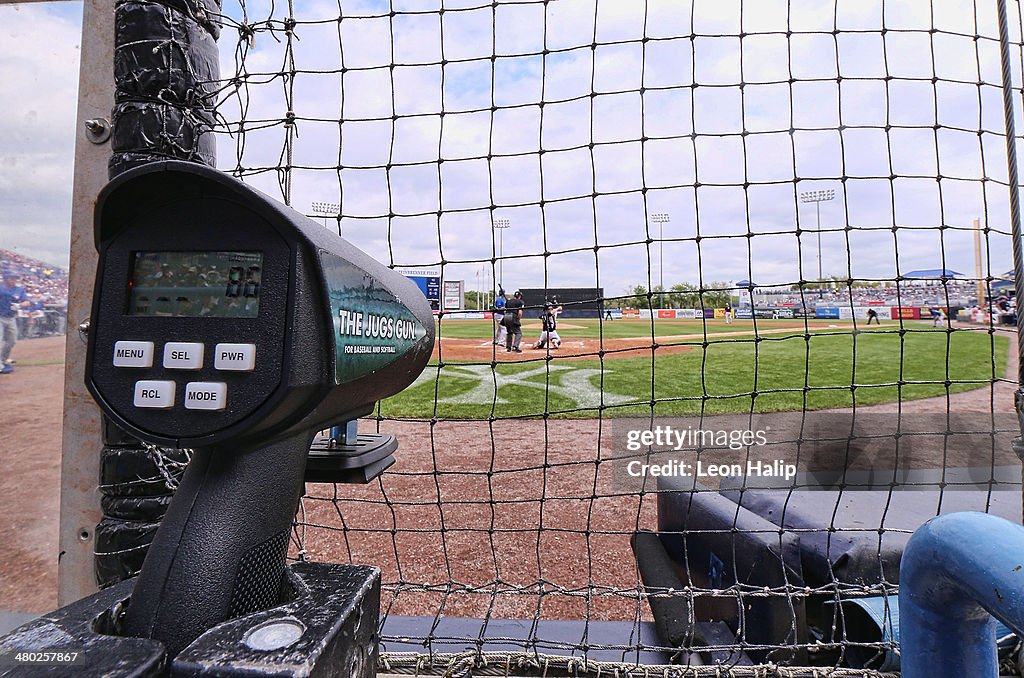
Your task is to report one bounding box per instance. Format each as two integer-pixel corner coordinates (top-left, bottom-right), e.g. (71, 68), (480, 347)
(651, 213), (671, 304)
(798, 189), (834, 298)
(311, 201), (340, 232)
(493, 218), (510, 289)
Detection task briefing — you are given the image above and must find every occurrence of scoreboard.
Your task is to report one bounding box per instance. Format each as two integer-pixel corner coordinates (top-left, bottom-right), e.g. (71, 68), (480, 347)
(395, 266), (441, 310)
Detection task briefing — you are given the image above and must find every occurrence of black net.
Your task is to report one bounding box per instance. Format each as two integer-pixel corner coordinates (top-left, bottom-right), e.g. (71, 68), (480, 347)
(207, 0), (1024, 674)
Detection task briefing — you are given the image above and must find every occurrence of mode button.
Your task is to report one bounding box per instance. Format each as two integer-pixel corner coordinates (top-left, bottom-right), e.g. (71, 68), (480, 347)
(184, 382), (227, 411)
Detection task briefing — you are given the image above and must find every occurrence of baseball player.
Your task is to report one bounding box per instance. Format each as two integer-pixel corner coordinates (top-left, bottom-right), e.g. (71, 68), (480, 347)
(532, 301), (563, 350)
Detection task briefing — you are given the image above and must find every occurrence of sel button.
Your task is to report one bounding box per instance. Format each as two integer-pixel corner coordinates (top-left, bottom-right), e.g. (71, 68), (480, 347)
(134, 380), (175, 409)
(214, 343), (256, 371)
(163, 342), (204, 370)
(184, 382), (227, 411)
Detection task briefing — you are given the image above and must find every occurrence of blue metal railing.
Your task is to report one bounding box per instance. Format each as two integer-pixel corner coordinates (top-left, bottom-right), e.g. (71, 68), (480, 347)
(900, 512), (1024, 677)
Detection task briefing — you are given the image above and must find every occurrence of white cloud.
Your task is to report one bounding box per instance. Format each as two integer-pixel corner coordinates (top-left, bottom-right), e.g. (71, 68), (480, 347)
(0, 2), (80, 267)
(5, 0), (1018, 290)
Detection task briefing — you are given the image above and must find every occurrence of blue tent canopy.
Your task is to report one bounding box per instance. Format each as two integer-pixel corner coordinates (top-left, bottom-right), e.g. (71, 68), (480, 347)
(899, 268), (963, 279)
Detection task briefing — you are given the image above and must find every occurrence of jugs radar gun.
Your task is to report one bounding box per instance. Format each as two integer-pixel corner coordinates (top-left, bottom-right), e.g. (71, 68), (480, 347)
(85, 161), (434, 656)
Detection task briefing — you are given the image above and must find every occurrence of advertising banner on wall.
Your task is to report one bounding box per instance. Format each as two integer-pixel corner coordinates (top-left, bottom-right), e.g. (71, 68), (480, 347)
(815, 307), (841, 319)
(836, 307), (894, 320)
(677, 309), (698, 319)
(891, 306), (921, 319)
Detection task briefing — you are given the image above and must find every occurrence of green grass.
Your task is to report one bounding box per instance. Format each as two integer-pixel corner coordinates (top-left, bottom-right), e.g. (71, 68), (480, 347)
(380, 326), (1008, 419)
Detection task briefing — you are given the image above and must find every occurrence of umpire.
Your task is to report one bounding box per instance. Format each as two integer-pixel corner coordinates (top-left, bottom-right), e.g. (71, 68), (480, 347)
(502, 289), (525, 353)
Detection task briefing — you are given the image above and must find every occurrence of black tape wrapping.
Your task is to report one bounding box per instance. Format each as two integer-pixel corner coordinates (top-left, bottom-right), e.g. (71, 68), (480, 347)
(141, 0), (223, 40)
(103, 0), (220, 586)
(99, 445), (189, 497)
(111, 0), (219, 176)
(110, 101), (216, 171)
(102, 494), (174, 522)
(95, 518), (160, 588)
(114, 0), (220, 107)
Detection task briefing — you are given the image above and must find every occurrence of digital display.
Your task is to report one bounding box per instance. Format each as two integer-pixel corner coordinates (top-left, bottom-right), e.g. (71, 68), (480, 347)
(128, 251), (263, 318)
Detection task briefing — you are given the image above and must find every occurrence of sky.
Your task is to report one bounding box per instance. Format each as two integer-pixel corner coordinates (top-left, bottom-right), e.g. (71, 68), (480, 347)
(2, 0), (1024, 298)
(0, 1), (81, 269)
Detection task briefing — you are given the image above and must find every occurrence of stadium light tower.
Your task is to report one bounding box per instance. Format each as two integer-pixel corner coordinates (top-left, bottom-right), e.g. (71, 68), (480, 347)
(493, 218), (511, 288)
(311, 200), (341, 231)
(799, 189), (835, 297)
(651, 213), (671, 297)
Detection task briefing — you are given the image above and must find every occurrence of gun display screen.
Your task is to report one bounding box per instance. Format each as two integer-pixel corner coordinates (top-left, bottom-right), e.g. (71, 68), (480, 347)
(128, 250), (264, 318)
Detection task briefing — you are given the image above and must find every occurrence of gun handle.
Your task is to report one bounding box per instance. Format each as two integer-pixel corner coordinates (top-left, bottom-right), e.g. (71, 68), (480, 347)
(123, 434), (309, 657)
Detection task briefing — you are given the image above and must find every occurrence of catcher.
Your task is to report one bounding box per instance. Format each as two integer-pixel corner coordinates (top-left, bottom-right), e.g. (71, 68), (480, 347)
(532, 300), (563, 350)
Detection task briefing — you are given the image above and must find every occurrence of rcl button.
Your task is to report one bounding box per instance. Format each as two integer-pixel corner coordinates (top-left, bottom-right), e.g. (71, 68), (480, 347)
(163, 342), (204, 370)
(134, 380), (175, 409)
(184, 382), (227, 411)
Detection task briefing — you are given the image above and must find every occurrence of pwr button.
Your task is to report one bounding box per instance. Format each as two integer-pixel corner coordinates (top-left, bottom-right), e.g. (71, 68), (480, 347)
(184, 382), (227, 411)
(214, 343), (256, 371)
(134, 380), (175, 409)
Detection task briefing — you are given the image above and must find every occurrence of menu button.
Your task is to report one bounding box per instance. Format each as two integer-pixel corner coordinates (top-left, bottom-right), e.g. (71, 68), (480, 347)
(113, 341), (154, 368)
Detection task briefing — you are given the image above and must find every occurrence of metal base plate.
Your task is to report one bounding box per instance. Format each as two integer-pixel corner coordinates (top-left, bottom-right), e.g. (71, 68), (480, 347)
(305, 433), (398, 484)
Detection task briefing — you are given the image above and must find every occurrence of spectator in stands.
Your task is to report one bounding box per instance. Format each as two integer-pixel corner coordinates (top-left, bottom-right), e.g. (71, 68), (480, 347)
(1, 271), (28, 373)
(493, 288), (507, 346)
(0, 250), (68, 337)
(502, 290), (525, 353)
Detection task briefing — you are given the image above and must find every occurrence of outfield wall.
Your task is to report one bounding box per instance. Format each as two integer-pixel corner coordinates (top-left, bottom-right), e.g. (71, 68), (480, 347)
(434, 306), (963, 321)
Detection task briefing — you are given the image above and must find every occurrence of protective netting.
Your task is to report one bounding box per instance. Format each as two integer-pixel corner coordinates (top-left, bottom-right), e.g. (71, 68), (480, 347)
(205, 0), (1024, 674)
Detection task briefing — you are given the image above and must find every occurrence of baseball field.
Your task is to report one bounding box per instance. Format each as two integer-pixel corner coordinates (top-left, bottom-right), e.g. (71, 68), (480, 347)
(381, 317), (1009, 418)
